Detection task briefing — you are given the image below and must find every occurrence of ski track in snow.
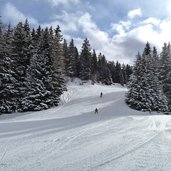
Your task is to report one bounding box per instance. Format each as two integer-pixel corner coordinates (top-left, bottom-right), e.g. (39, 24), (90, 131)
(1, 82), (171, 171)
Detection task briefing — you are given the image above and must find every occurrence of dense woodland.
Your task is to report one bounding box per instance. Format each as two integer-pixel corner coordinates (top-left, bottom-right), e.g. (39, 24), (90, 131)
(0, 18), (132, 114)
(126, 42), (171, 113)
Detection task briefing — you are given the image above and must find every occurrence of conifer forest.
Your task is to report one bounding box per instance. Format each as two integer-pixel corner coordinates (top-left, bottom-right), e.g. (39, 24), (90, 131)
(0, 18), (132, 114)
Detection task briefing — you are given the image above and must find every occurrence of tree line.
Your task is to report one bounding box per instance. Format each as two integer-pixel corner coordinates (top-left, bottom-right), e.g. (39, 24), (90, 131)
(0, 18), (132, 114)
(126, 42), (171, 113)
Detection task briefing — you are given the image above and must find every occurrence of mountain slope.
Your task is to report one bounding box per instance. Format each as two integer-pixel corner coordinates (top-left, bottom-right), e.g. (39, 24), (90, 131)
(1, 81), (171, 171)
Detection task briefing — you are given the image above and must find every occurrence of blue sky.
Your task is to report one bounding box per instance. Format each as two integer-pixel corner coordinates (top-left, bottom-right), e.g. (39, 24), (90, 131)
(1, 0), (171, 64)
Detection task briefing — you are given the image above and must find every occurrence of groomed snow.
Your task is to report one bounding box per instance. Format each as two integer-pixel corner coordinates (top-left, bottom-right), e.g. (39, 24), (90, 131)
(1, 80), (171, 171)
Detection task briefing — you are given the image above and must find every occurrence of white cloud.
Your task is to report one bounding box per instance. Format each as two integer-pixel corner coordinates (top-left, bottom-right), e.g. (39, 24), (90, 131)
(77, 13), (133, 64)
(111, 21), (131, 36)
(2, 2), (38, 26)
(42, 11), (79, 32)
(110, 15), (171, 64)
(112, 23), (126, 36)
(142, 17), (161, 26)
(128, 18), (171, 50)
(128, 8), (142, 19)
(78, 13), (109, 51)
(47, 0), (80, 7)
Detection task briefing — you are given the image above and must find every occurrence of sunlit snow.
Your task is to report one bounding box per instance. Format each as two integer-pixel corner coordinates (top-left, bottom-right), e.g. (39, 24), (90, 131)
(1, 79), (171, 171)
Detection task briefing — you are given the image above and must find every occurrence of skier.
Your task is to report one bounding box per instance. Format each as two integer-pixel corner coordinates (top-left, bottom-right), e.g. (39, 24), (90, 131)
(95, 108), (98, 114)
(100, 92), (103, 98)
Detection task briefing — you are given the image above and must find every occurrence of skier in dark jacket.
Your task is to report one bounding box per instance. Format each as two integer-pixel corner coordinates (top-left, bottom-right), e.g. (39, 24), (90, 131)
(95, 108), (98, 114)
(100, 92), (103, 98)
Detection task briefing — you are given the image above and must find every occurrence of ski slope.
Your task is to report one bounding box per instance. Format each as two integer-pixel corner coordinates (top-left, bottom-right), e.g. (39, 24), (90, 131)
(1, 80), (171, 171)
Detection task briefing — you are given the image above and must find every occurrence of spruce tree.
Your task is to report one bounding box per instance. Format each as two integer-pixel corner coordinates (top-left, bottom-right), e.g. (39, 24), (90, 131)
(68, 39), (77, 78)
(12, 21), (32, 111)
(63, 39), (70, 77)
(107, 61), (116, 83)
(125, 64), (133, 83)
(126, 43), (168, 112)
(159, 43), (171, 110)
(91, 49), (98, 83)
(98, 55), (112, 85)
(74, 46), (80, 78)
(23, 26), (49, 111)
(80, 38), (92, 80)
(0, 24), (17, 113)
(50, 26), (66, 103)
(115, 61), (122, 84)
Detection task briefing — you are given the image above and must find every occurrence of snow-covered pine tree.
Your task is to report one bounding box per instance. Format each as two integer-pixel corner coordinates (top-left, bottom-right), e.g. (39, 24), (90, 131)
(107, 61), (116, 83)
(24, 27), (54, 110)
(98, 54), (112, 85)
(38, 27), (55, 108)
(119, 67), (125, 86)
(0, 21), (6, 113)
(96, 52), (102, 82)
(68, 39), (77, 78)
(115, 61), (122, 84)
(11, 20), (32, 112)
(23, 26), (50, 111)
(159, 43), (171, 110)
(0, 23), (18, 113)
(126, 43), (168, 112)
(74, 46), (80, 78)
(50, 25), (66, 105)
(80, 38), (92, 80)
(125, 64), (133, 83)
(122, 64), (128, 84)
(91, 49), (98, 83)
(63, 39), (70, 77)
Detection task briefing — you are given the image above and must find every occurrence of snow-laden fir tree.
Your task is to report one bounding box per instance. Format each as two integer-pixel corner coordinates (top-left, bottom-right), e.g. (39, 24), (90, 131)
(50, 26), (66, 99)
(159, 43), (171, 110)
(74, 46), (80, 78)
(126, 42), (168, 112)
(115, 61), (122, 84)
(67, 39), (78, 78)
(122, 64), (133, 85)
(107, 61), (116, 83)
(23, 26), (49, 111)
(0, 23), (18, 113)
(97, 54), (112, 85)
(80, 38), (92, 80)
(63, 39), (70, 77)
(11, 20), (32, 112)
(36, 27), (59, 108)
(23, 25), (66, 111)
(91, 49), (98, 83)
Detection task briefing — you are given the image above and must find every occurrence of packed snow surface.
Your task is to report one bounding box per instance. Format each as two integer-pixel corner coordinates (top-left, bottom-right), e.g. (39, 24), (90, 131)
(1, 80), (171, 171)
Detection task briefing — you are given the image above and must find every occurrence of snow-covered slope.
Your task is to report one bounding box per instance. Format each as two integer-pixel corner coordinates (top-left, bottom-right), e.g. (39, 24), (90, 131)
(1, 81), (171, 171)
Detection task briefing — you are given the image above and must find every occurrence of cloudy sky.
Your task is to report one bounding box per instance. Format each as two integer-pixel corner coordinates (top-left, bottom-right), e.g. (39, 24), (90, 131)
(1, 0), (171, 64)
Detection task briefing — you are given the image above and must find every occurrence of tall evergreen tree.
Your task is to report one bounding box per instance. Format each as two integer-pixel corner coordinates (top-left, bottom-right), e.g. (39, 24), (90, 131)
(126, 43), (168, 112)
(68, 39), (77, 78)
(107, 61), (116, 83)
(91, 49), (98, 83)
(50, 26), (66, 100)
(23, 26), (48, 111)
(125, 64), (133, 83)
(115, 61), (122, 83)
(74, 46), (80, 77)
(159, 43), (171, 110)
(12, 21), (32, 111)
(80, 38), (92, 80)
(0, 24), (18, 113)
(98, 55), (112, 85)
(63, 39), (69, 77)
